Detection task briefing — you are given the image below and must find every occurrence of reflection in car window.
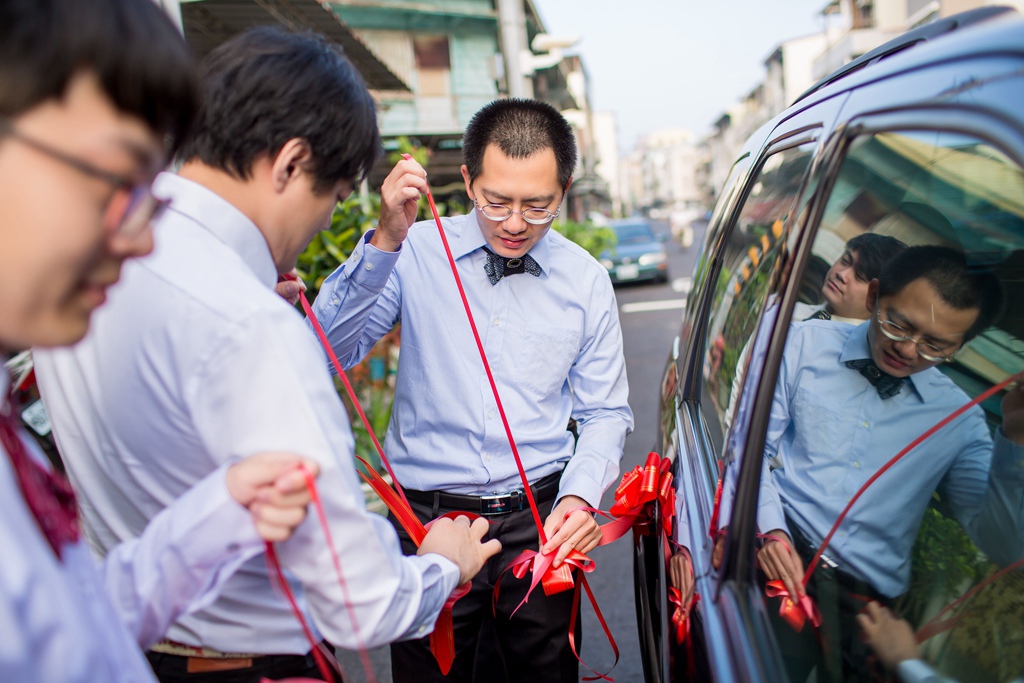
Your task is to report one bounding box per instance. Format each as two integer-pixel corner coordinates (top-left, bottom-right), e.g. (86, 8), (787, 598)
(755, 130), (1024, 683)
(700, 141), (815, 451)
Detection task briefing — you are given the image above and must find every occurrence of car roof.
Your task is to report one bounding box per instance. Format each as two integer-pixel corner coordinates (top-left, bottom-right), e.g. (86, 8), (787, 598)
(794, 9), (1024, 112)
(794, 5), (1015, 105)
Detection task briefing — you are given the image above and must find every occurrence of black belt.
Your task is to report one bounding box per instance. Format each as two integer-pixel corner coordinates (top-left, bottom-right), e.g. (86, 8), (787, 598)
(404, 471), (562, 516)
(784, 515), (889, 603)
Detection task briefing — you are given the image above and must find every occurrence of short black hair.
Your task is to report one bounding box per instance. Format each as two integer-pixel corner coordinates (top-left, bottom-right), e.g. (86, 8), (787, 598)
(462, 98), (577, 189)
(846, 233), (907, 282)
(178, 27), (380, 192)
(0, 0), (198, 154)
(877, 245), (1003, 341)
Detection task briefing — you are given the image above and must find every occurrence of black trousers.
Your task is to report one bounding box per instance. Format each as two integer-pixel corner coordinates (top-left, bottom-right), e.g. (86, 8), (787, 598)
(146, 649), (330, 683)
(765, 520), (894, 683)
(389, 495), (581, 683)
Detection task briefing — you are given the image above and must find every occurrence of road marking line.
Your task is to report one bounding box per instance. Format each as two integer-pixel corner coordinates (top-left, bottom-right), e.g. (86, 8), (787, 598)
(620, 299), (687, 314)
(671, 277), (692, 294)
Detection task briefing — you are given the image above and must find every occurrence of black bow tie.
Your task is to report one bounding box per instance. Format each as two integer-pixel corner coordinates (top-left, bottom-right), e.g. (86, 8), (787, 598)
(483, 248), (541, 285)
(806, 308), (832, 321)
(845, 359), (904, 399)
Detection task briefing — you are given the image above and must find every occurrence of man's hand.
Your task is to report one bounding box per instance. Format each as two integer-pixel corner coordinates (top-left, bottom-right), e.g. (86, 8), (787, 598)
(372, 158), (428, 253)
(418, 515), (502, 585)
(275, 269), (306, 306)
(224, 452), (319, 543)
(1001, 381), (1024, 445)
(541, 495), (602, 567)
(756, 529), (805, 599)
(669, 547), (695, 607)
(857, 601), (920, 670)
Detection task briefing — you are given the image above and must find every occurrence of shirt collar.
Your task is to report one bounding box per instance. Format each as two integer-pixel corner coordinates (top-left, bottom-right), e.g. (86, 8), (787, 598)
(153, 172), (279, 289)
(839, 322), (940, 402)
(450, 210), (551, 274)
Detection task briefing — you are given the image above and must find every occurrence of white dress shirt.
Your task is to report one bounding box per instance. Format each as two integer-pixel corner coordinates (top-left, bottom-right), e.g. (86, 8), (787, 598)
(0, 371), (264, 681)
(33, 172), (459, 654)
(311, 212), (634, 504)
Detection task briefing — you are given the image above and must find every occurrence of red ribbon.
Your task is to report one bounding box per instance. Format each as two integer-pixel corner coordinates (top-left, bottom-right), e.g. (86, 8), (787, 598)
(764, 579), (822, 632)
(597, 452), (675, 548)
(413, 156), (623, 676)
(915, 557), (1024, 643)
(669, 588), (700, 680)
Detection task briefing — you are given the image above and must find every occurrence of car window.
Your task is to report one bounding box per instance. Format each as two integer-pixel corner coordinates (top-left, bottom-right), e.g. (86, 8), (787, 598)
(756, 128), (1024, 683)
(614, 222), (655, 243)
(687, 155), (752, 338)
(700, 141), (817, 453)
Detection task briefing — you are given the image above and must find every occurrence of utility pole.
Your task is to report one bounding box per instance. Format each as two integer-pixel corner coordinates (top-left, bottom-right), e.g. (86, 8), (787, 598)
(497, 0), (533, 98)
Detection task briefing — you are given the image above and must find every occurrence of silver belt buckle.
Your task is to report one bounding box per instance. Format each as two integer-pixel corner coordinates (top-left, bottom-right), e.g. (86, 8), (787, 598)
(480, 489), (524, 516)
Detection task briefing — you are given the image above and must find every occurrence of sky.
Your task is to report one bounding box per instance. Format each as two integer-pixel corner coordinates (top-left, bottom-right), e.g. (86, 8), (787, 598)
(539, 0), (831, 150)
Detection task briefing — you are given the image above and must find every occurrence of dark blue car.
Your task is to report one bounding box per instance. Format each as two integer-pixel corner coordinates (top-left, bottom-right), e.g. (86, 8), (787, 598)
(601, 219), (669, 285)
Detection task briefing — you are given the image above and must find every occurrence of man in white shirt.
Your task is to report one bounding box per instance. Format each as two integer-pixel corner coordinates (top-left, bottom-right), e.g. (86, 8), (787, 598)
(33, 26), (499, 683)
(0, 1), (323, 680)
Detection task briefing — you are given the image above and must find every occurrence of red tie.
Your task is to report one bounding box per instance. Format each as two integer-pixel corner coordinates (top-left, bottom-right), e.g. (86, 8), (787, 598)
(0, 407), (79, 559)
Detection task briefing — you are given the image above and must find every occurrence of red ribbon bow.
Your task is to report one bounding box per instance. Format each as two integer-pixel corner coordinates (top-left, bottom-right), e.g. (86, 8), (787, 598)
(668, 588), (699, 645)
(598, 452), (675, 547)
(765, 580), (822, 632)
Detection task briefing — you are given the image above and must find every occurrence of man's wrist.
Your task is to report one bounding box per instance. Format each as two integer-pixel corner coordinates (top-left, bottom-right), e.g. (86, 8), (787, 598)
(369, 229), (402, 252)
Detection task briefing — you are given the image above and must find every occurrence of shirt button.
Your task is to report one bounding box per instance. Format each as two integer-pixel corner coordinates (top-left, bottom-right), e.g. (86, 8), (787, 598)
(493, 318), (501, 326)
(364, 262), (374, 271)
(853, 461), (861, 469)
(485, 454), (493, 462)
(331, 297), (340, 305)
(487, 410), (495, 420)
(861, 421), (869, 428)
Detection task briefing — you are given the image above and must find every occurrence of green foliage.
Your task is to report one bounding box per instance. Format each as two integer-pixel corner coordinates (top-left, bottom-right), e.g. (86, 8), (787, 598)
(899, 504), (990, 626)
(554, 219), (617, 260)
(296, 193), (380, 301)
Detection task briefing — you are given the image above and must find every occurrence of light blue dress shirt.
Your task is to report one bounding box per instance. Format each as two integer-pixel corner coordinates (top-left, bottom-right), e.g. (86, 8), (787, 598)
(0, 372), (264, 682)
(757, 320), (1024, 597)
(311, 211), (633, 505)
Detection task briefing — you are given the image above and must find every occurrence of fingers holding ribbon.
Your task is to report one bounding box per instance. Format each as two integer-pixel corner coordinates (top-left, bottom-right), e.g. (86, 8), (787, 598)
(757, 530), (806, 600)
(542, 495), (601, 567)
(374, 155), (428, 252)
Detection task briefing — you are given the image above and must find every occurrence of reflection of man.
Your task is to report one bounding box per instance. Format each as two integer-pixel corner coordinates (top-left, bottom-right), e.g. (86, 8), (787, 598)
(311, 98), (634, 682)
(757, 246), (1024, 680)
(794, 233), (907, 323)
(33, 27), (498, 682)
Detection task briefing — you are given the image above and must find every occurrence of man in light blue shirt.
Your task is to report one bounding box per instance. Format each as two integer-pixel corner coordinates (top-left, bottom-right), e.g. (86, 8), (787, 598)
(756, 246), (1024, 681)
(312, 98), (633, 683)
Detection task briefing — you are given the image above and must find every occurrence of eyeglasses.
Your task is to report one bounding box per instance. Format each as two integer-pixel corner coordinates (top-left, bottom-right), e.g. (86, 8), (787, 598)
(874, 309), (959, 362)
(472, 197), (561, 225)
(0, 118), (167, 238)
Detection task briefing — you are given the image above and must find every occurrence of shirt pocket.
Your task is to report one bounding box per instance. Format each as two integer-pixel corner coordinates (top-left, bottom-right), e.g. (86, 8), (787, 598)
(514, 326), (581, 399)
(791, 386), (852, 459)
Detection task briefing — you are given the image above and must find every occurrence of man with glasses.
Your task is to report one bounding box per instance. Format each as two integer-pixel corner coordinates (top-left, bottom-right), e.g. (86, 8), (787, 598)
(311, 98), (633, 683)
(754, 245), (1024, 681)
(0, 1), (329, 680)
